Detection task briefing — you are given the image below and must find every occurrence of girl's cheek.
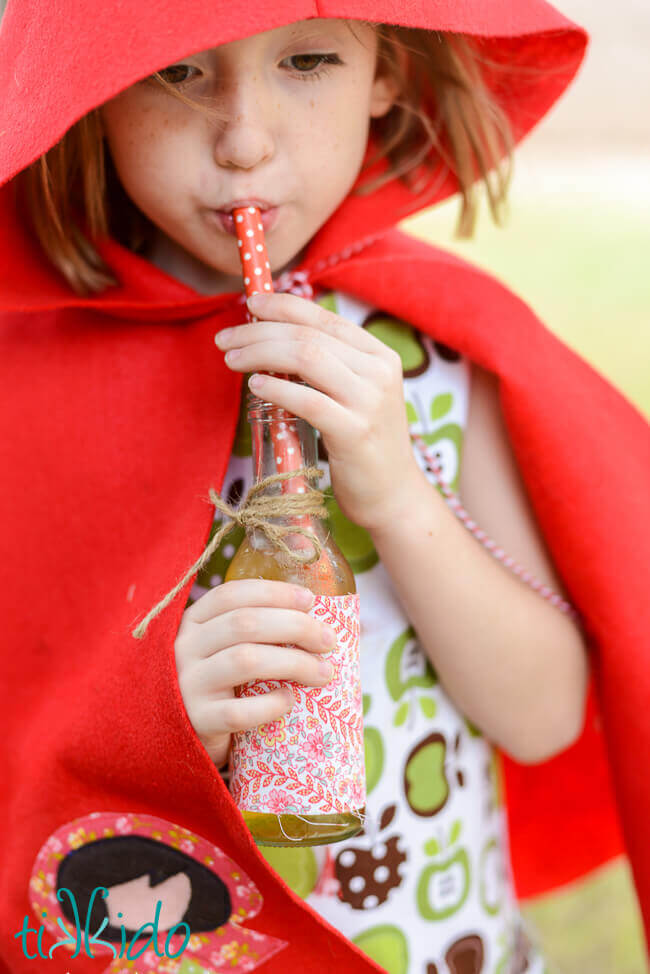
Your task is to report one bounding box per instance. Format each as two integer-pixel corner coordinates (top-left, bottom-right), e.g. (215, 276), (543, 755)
(103, 89), (158, 137)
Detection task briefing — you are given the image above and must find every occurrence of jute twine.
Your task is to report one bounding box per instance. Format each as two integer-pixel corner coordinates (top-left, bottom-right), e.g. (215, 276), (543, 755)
(132, 467), (327, 640)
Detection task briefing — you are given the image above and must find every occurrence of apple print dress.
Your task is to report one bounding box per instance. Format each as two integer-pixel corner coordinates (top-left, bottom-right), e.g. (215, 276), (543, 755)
(186, 290), (549, 974)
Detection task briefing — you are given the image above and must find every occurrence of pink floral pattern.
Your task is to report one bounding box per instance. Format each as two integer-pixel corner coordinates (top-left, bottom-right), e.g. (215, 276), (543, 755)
(230, 595), (365, 816)
(260, 719), (287, 748)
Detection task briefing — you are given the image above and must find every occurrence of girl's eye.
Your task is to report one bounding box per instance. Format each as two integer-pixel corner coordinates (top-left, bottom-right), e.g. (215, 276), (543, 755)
(151, 53), (342, 87)
(283, 53), (343, 79)
(156, 64), (198, 85)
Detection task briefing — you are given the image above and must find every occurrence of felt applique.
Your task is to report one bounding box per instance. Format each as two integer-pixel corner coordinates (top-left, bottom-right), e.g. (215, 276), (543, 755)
(28, 812), (287, 972)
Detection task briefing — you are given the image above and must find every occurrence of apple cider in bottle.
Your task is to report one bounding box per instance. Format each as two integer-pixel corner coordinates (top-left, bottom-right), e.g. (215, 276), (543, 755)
(225, 395), (365, 846)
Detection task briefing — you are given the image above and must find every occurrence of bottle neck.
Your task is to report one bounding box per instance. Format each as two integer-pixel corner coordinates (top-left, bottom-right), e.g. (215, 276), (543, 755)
(247, 396), (322, 529)
(244, 395), (355, 593)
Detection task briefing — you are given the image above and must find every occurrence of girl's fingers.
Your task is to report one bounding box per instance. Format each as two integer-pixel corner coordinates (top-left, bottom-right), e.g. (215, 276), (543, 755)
(185, 578), (313, 625)
(224, 339), (364, 409)
(196, 642), (333, 694)
(217, 322), (379, 378)
(246, 372), (352, 442)
(192, 605), (337, 659)
(200, 688), (296, 737)
(246, 291), (391, 359)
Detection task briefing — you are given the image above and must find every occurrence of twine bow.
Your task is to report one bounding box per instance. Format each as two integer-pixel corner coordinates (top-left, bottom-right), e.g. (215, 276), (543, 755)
(132, 467), (327, 639)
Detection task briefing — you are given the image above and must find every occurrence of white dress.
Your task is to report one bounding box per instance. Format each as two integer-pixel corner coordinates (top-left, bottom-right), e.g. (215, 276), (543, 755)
(187, 288), (548, 974)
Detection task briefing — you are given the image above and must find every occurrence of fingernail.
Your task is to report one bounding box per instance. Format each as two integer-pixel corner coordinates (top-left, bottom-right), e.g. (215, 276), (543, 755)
(225, 348), (241, 363)
(296, 588), (314, 610)
(248, 373), (264, 390)
(321, 625), (336, 649)
(318, 658), (333, 679)
(214, 328), (231, 347)
(247, 294), (265, 311)
(283, 689), (295, 709)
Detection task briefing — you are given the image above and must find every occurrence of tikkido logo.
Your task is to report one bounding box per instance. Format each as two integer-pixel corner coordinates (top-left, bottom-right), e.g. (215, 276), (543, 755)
(14, 886), (190, 961)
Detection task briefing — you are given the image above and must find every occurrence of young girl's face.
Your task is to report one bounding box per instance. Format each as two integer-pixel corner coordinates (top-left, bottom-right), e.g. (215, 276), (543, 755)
(100, 19), (398, 294)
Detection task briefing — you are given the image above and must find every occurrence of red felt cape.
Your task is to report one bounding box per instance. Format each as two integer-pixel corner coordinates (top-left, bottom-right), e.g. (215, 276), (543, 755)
(1, 0), (649, 969)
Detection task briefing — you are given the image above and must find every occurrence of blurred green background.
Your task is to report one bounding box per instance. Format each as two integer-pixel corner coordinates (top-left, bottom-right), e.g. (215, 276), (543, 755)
(404, 188), (649, 422)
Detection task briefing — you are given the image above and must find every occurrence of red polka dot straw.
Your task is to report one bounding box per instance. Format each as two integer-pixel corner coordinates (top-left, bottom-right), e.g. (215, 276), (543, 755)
(232, 206), (274, 303)
(233, 206), (316, 557)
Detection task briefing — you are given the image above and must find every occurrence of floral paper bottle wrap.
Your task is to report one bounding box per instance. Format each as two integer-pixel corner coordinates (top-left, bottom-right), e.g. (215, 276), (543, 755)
(230, 593), (365, 818)
(226, 208), (364, 845)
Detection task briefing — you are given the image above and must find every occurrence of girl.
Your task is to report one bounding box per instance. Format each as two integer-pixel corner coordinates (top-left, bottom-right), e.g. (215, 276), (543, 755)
(0, 1), (648, 972)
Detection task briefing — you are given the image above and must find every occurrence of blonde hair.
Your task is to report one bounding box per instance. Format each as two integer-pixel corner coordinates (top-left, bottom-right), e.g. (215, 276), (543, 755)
(16, 25), (513, 295)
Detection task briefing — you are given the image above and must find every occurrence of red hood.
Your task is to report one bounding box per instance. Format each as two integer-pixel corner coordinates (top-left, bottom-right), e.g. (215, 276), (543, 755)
(0, 0), (587, 314)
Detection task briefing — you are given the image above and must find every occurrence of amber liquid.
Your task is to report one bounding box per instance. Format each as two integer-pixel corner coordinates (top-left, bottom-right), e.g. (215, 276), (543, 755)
(226, 531), (364, 846)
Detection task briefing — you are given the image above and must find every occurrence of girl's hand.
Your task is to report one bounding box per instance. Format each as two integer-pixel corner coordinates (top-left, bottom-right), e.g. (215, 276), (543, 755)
(174, 579), (336, 769)
(215, 291), (423, 532)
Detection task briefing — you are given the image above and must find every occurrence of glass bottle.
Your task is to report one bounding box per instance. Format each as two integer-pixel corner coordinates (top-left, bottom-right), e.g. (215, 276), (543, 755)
(225, 395), (364, 846)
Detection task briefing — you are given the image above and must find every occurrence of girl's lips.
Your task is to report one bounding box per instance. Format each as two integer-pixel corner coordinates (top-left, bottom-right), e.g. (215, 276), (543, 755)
(212, 207), (279, 236)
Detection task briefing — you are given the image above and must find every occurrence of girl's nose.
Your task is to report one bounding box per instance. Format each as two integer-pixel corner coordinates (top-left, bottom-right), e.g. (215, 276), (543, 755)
(212, 80), (275, 171)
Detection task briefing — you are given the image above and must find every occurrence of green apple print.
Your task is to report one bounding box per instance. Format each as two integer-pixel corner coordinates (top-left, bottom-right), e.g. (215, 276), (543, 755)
(353, 924), (409, 974)
(408, 390), (463, 491)
(431, 392), (453, 421)
(421, 423), (463, 491)
(385, 626), (437, 726)
(403, 731), (449, 817)
(258, 845), (319, 899)
(362, 312), (430, 378)
(479, 837), (503, 917)
(362, 693), (385, 795)
(423, 393), (463, 492)
(404, 730), (467, 817)
(386, 627), (437, 700)
(364, 726), (385, 795)
(323, 486), (379, 574)
(416, 820), (471, 921)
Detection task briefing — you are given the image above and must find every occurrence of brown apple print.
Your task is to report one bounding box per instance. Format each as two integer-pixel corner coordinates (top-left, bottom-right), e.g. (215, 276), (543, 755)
(445, 934), (485, 974)
(335, 804), (407, 910)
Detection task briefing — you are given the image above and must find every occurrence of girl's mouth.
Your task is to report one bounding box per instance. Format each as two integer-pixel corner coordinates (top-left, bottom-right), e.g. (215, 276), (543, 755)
(212, 207), (279, 236)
